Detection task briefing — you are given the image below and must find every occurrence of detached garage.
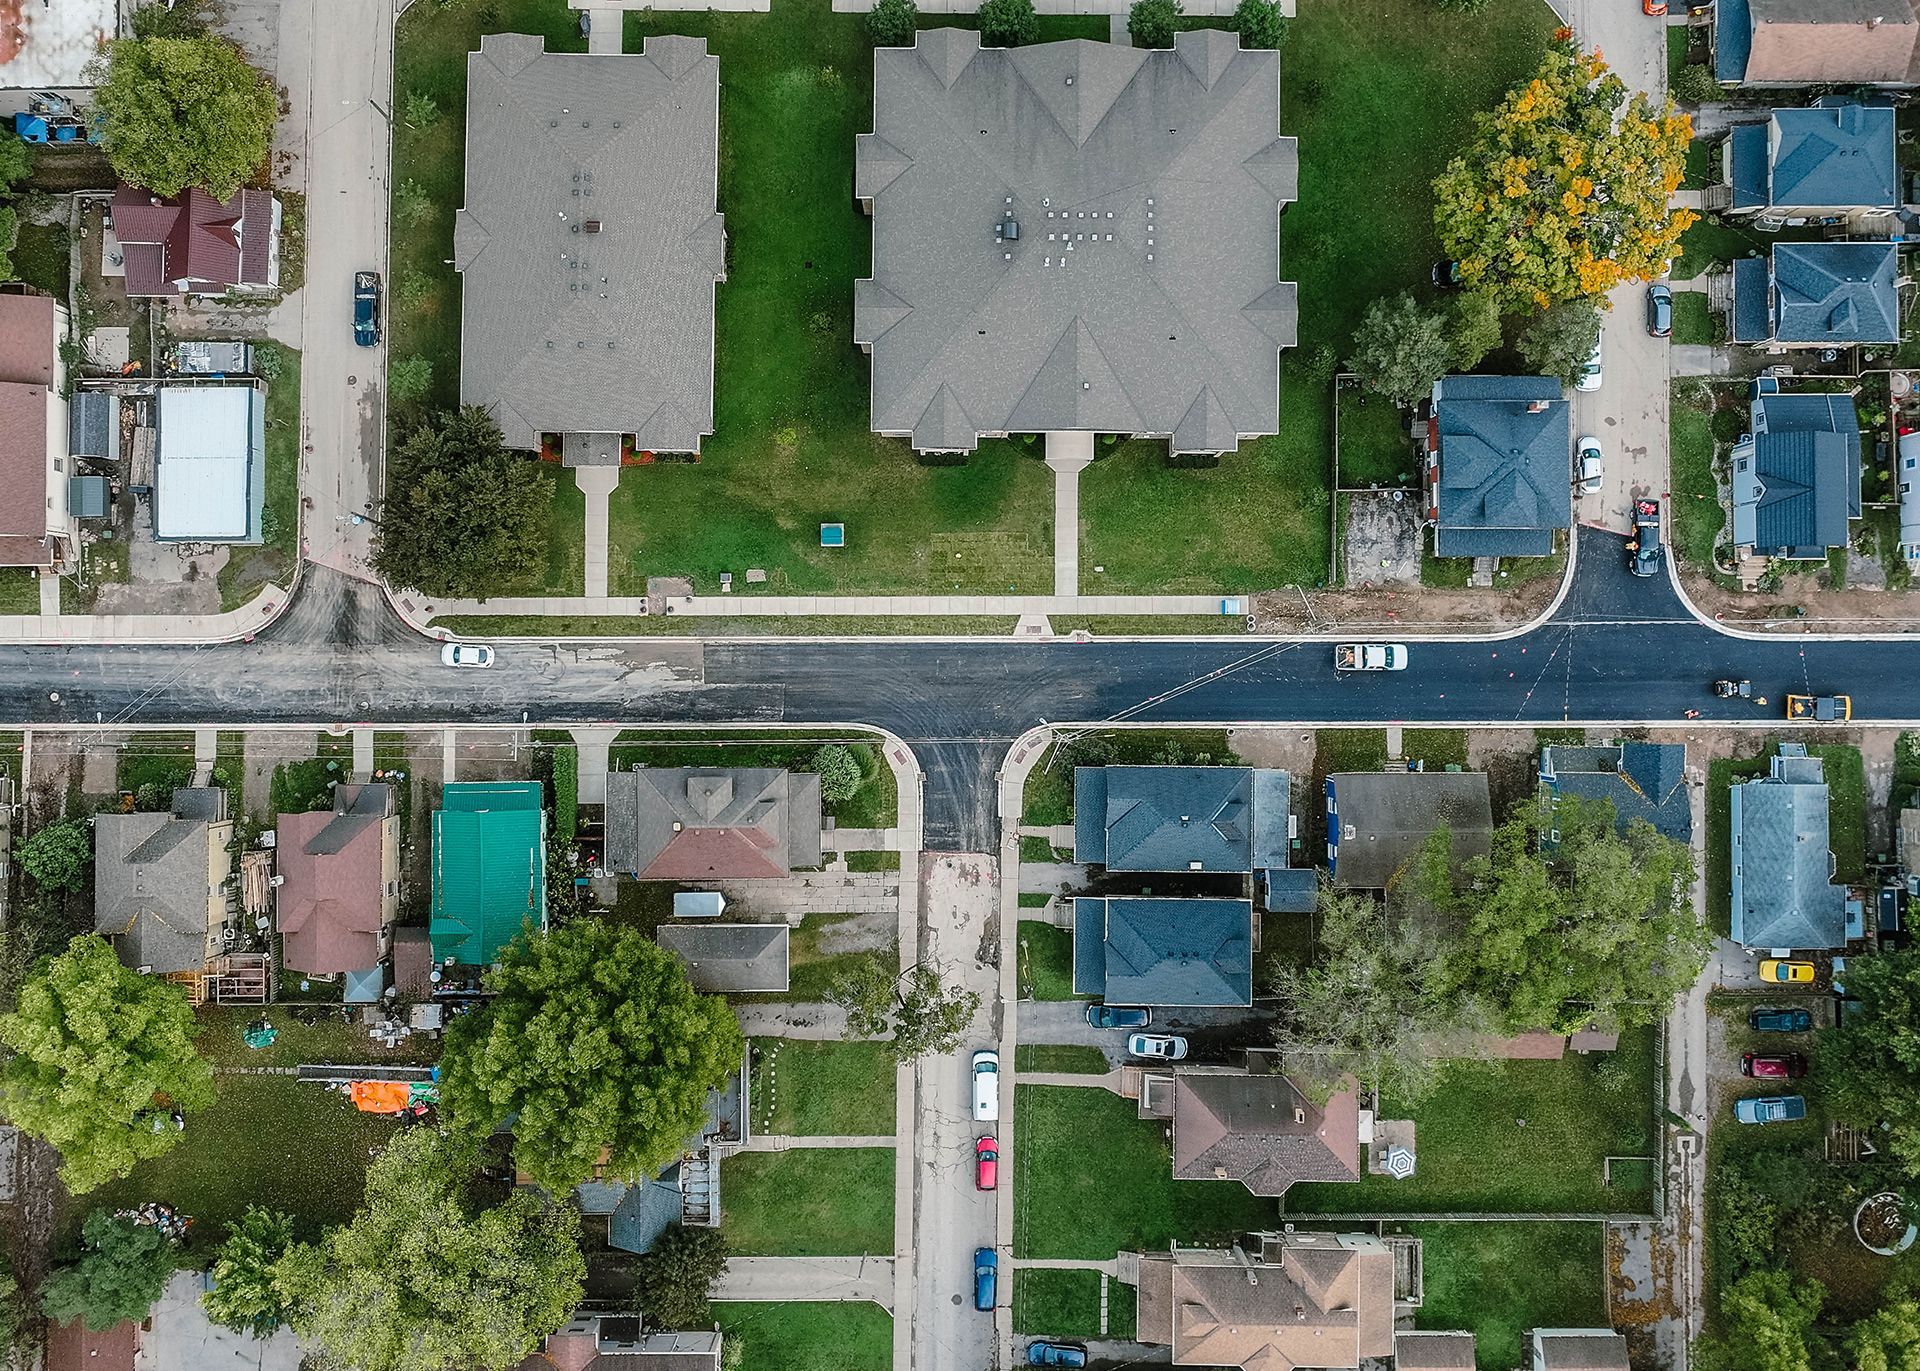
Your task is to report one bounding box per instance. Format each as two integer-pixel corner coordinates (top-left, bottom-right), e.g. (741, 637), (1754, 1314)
(154, 384), (265, 544)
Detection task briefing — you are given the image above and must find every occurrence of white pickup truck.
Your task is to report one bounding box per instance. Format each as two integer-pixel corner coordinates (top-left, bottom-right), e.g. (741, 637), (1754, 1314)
(1334, 643), (1408, 672)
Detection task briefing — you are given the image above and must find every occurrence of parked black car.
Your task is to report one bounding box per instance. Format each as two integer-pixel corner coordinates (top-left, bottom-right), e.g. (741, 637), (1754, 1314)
(1630, 499), (1663, 578)
(1748, 1007), (1814, 1033)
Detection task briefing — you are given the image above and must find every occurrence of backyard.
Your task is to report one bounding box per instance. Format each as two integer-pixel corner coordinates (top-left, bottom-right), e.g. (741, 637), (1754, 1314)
(1013, 1084), (1277, 1260)
(1336, 382), (1417, 488)
(720, 1148), (895, 1255)
(1284, 1029), (1659, 1215)
(1404, 1221), (1608, 1368)
(749, 1038), (896, 1135)
(716, 1302), (892, 1371)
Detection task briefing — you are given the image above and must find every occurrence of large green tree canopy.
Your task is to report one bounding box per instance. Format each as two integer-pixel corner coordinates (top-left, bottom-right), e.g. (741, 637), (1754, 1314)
(279, 1130), (584, 1371)
(438, 920), (744, 1193)
(1433, 32), (1694, 309)
(40, 1210), (177, 1332)
(92, 37), (278, 200)
(1822, 947), (1920, 1174)
(0, 934), (213, 1193)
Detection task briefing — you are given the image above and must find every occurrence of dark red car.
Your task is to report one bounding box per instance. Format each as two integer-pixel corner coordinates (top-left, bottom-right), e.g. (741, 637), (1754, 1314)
(976, 1135), (998, 1191)
(1741, 1052), (1808, 1080)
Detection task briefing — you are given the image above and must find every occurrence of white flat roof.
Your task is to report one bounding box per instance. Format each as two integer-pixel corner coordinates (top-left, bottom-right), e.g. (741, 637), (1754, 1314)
(0, 1), (117, 90)
(156, 387), (259, 541)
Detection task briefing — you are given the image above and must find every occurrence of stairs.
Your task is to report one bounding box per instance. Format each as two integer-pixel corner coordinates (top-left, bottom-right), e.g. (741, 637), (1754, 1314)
(1706, 267), (1733, 318)
(681, 1149), (718, 1227)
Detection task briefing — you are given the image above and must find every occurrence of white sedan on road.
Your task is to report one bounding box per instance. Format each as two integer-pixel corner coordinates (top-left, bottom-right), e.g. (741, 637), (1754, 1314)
(440, 642), (495, 668)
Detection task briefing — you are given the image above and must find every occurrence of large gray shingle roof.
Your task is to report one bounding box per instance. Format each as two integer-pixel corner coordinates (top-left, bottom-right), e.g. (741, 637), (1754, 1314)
(1770, 241), (1899, 344)
(1431, 376), (1571, 559)
(1074, 765), (1287, 873)
(856, 30), (1295, 454)
(1071, 897), (1254, 1006)
(1730, 745), (1848, 949)
(455, 33), (723, 453)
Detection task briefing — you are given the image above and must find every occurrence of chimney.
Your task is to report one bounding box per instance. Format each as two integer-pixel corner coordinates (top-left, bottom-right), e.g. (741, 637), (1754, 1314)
(1293, 1107), (1307, 1124)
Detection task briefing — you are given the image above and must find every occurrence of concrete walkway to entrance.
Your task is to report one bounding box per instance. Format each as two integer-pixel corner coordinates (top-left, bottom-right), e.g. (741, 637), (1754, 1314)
(1044, 431), (1092, 597)
(569, 725), (620, 804)
(585, 6), (623, 49)
(576, 467), (621, 599)
(714, 1257), (895, 1307)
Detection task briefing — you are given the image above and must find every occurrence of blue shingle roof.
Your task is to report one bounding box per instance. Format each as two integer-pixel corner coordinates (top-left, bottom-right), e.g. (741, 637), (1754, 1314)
(1072, 896), (1254, 1006)
(1728, 123), (1768, 211)
(1540, 742), (1691, 843)
(1073, 765), (1287, 873)
(1262, 867), (1319, 914)
(1729, 256), (1772, 344)
(1431, 375), (1570, 560)
(1772, 241), (1899, 344)
(1766, 105), (1897, 211)
(1732, 392), (1861, 556)
(1730, 745), (1848, 950)
(1715, 0), (1752, 83)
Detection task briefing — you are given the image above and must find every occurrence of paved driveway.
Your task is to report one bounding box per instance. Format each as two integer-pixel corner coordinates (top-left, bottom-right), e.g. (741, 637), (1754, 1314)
(139, 1272), (308, 1371)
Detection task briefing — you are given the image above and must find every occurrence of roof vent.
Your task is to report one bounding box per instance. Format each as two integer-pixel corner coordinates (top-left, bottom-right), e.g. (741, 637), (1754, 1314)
(1214, 1166), (1229, 1179)
(1527, 400), (1549, 413)
(1065, 75), (1074, 85)
(585, 220), (602, 233)
(1189, 860), (1202, 871)
(1293, 1107), (1307, 1123)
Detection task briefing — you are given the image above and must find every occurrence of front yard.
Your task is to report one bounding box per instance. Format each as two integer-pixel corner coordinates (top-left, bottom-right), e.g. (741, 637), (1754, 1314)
(605, 731), (896, 828)
(720, 1148), (895, 1255)
(1404, 1221), (1608, 1368)
(749, 1038), (896, 1136)
(1017, 921), (1081, 1002)
(1285, 1029), (1659, 1215)
(716, 1301), (892, 1371)
(1013, 1085), (1277, 1260)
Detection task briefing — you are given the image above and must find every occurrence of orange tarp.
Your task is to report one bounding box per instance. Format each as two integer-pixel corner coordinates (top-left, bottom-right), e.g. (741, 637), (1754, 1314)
(348, 1081), (411, 1114)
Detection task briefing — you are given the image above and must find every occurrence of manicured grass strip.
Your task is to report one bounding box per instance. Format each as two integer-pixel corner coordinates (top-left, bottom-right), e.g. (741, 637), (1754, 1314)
(1406, 1220), (1608, 1370)
(721, 1148), (895, 1255)
(750, 1038), (897, 1137)
(845, 850), (900, 872)
(1019, 835), (1056, 864)
(1316, 728), (1388, 775)
(1107, 1276), (1137, 1339)
(1015, 1044), (1110, 1075)
(1018, 893), (1052, 908)
(1286, 1028), (1658, 1215)
(428, 614), (1022, 637)
(1402, 729), (1467, 769)
(1671, 291), (1716, 346)
(1019, 922), (1082, 1002)
(716, 1302), (892, 1371)
(218, 343), (300, 609)
(1013, 1268), (1103, 1337)
(63, 1075), (399, 1256)
(1013, 1085), (1276, 1260)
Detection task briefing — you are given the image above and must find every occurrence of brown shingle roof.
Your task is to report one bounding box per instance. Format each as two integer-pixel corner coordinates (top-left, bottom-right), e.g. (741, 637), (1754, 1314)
(1395, 1331), (1478, 1371)
(0, 293), (56, 568)
(47, 1319), (140, 1371)
(1172, 1072), (1359, 1196)
(1745, 0), (1918, 83)
(112, 184), (277, 297)
(276, 784), (394, 975)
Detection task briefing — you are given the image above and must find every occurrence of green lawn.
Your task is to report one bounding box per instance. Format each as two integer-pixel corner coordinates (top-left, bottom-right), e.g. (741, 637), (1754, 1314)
(115, 732), (197, 799)
(1081, 0), (1554, 592)
(1015, 1044), (1110, 1074)
(429, 613), (1023, 636)
(1013, 1085), (1277, 1260)
(1706, 743), (1865, 937)
(716, 1302), (892, 1371)
(750, 1038), (896, 1135)
(1670, 384), (1723, 574)
(728, 912), (891, 1003)
(1682, 137), (1714, 192)
(1014, 1268), (1103, 1337)
(721, 1148), (895, 1255)
(1406, 1221), (1608, 1369)
(1402, 729), (1467, 770)
(606, 734), (895, 827)
(13, 221), (69, 296)
(1018, 921), (1082, 1002)
(1021, 730), (1237, 826)
(1671, 292), (1716, 347)
(60, 1076), (400, 1257)
(1316, 728), (1389, 776)
(1336, 385), (1416, 487)
(218, 344), (301, 609)
(0, 570), (39, 614)
(1286, 1029), (1658, 1215)
(1107, 1277), (1137, 1339)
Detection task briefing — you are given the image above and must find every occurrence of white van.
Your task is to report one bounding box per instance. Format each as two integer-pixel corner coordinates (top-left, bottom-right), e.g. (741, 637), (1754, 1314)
(972, 1049), (999, 1122)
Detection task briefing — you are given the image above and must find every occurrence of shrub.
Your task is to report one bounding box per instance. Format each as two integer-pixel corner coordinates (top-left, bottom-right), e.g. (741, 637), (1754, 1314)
(1167, 451), (1222, 468)
(1671, 63), (1721, 105)
(1127, 0), (1182, 47)
(812, 744), (863, 807)
(1710, 406), (1747, 445)
(916, 450), (968, 467)
(552, 746), (578, 841)
(403, 89), (439, 132)
(1234, 0), (1285, 47)
(978, 0), (1039, 47)
(253, 343), (285, 382)
(867, 0), (919, 47)
(387, 355), (433, 407)
(20, 818), (92, 892)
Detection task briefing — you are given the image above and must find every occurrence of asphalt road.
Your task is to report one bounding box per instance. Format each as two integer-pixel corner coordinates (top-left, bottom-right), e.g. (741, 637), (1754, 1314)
(0, 529), (1902, 846)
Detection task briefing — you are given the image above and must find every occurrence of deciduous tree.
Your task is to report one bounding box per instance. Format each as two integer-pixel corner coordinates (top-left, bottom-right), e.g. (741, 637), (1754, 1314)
(1446, 291), (1504, 371)
(1422, 798), (1708, 1035)
(203, 1207), (297, 1336)
(1432, 33), (1695, 309)
(829, 955), (980, 1061)
(386, 355), (433, 408)
(1821, 947), (1920, 1175)
(278, 1130), (584, 1371)
(1516, 298), (1603, 387)
(1347, 292), (1452, 408)
(19, 817), (93, 892)
(1848, 1298), (1920, 1371)
(439, 920), (744, 1194)
(1128, 0), (1182, 47)
(978, 0), (1039, 47)
(1233, 0), (1285, 48)
(371, 406), (556, 599)
(40, 1211), (175, 1331)
(0, 934), (213, 1193)
(91, 37), (278, 200)
(635, 1224), (729, 1329)
(1692, 1269), (1824, 1371)
(867, 0), (919, 46)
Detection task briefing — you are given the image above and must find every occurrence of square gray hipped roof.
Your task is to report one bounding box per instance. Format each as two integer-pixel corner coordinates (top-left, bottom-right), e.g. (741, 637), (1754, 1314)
(455, 33), (724, 454)
(856, 30), (1296, 455)
(1540, 742), (1692, 843)
(1431, 376), (1571, 559)
(1769, 241), (1900, 345)
(1730, 745), (1848, 950)
(1074, 765), (1288, 873)
(1761, 105), (1898, 212)
(1327, 771), (1493, 889)
(1072, 896), (1254, 1006)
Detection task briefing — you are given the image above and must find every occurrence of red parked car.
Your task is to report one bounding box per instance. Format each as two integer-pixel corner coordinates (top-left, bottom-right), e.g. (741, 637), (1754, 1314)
(1741, 1052), (1808, 1080)
(976, 1135), (999, 1191)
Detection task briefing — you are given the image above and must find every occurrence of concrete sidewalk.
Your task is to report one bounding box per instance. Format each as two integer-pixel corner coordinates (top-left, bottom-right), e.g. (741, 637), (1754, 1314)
(427, 591), (1237, 618)
(732, 1004), (871, 1039)
(140, 1271), (308, 1371)
(577, 467), (619, 597)
(714, 1257), (896, 1307)
(569, 725), (620, 803)
(741, 1134), (896, 1151)
(0, 585), (287, 645)
(1045, 430), (1092, 598)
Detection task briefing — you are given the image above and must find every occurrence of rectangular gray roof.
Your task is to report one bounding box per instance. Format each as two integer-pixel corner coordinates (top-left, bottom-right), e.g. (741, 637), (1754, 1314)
(1731, 392), (1861, 557)
(1431, 375), (1570, 559)
(1326, 771), (1492, 889)
(1730, 745), (1849, 949)
(1074, 764), (1286, 873)
(1072, 897), (1254, 1006)
(1540, 742), (1691, 843)
(1762, 105), (1898, 211)
(93, 789), (230, 973)
(455, 33), (723, 453)
(657, 922), (790, 993)
(857, 30), (1296, 455)
(1769, 241), (1899, 344)
(604, 767), (821, 879)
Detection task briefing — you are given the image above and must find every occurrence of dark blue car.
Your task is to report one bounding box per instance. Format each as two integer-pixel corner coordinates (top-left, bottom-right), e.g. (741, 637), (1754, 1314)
(353, 271), (381, 347)
(1086, 1004), (1150, 1030)
(1028, 1341), (1089, 1367)
(974, 1248), (997, 1312)
(1749, 1007), (1814, 1033)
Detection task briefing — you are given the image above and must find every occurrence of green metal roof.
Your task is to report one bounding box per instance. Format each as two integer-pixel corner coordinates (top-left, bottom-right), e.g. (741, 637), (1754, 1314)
(430, 781), (547, 964)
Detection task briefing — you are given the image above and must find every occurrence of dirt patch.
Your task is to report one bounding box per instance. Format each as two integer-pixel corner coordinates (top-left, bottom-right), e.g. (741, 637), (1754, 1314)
(920, 854), (999, 1034)
(1467, 727), (1566, 820)
(242, 730), (323, 824)
(1680, 568), (1920, 633)
(1226, 727), (1318, 778)
(1342, 492), (1421, 588)
(812, 907), (897, 957)
(1253, 572), (1563, 633)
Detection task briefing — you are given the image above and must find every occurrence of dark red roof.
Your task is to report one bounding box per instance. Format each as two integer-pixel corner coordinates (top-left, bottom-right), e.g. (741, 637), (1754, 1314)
(112, 183), (276, 297)
(640, 827), (786, 880)
(276, 806), (387, 975)
(0, 293), (54, 568)
(48, 1320), (140, 1371)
